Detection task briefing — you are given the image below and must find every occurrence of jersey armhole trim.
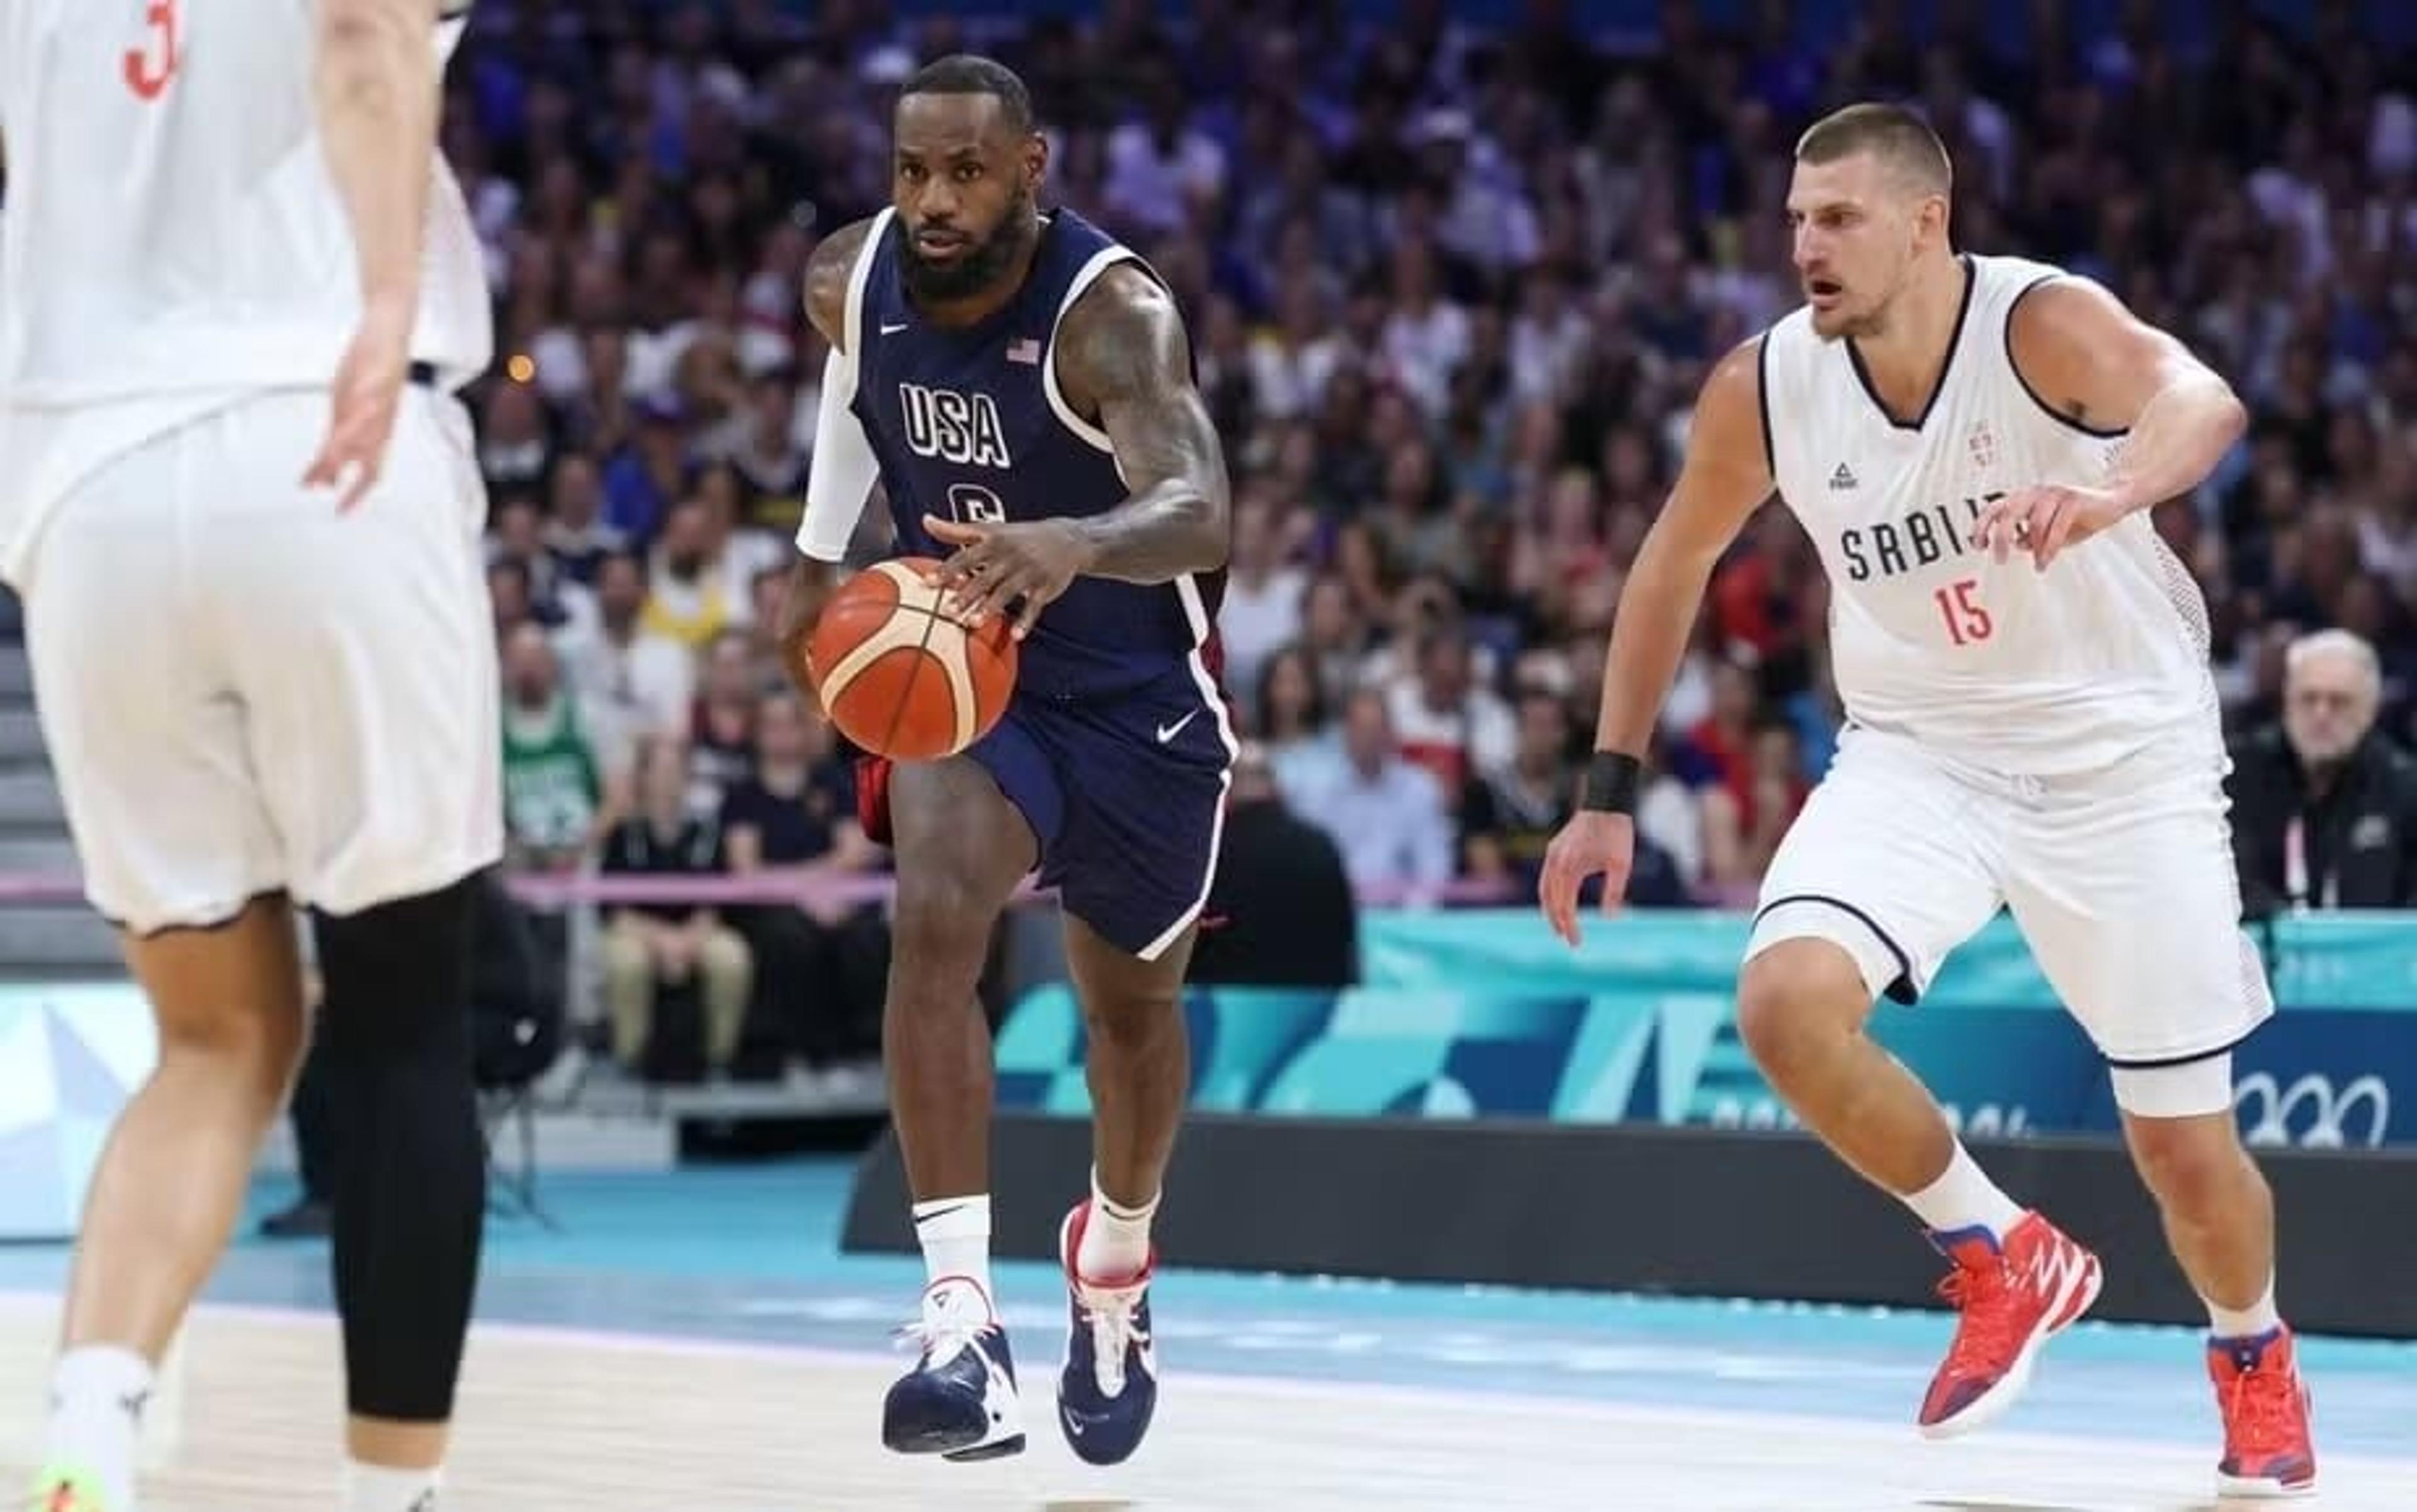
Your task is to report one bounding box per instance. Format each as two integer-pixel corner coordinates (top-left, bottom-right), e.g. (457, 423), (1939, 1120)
(840, 208), (895, 371)
(2005, 274), (2131, 440)
(1753, 333), (1776, 480)
(1042, 245), (1151, 470)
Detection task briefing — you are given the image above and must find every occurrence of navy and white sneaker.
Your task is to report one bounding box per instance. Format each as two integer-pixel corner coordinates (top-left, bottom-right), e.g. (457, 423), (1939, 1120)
(1056, 1202), (1158, 1465)
(881, 1276), (1026, 1462)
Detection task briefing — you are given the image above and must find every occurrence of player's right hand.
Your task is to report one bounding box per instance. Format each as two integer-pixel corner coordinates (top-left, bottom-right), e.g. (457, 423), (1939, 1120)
(304, 302), (415, 513)
(1538, 810), (1635, 948)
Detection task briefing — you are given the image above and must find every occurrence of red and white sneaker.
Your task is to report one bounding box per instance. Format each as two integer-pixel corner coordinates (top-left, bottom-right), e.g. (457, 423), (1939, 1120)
(2209, 1326), (2318, 1498)
(1916, 1211), (2103, 1438)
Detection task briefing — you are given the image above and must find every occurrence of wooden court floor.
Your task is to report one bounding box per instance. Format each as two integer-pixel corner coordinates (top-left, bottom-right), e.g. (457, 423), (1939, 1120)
(6, 1295), (2414, 1511)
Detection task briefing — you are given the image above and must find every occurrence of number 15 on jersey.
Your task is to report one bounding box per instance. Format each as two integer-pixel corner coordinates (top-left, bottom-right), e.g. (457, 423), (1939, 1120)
(1935, 578), (1993, 646)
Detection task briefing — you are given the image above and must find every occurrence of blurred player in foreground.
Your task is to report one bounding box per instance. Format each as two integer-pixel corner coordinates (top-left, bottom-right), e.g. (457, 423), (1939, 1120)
(4, 3), (498, 1508)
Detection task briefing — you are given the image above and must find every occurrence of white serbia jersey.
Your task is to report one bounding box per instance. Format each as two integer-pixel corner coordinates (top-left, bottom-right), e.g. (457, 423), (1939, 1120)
(1760, 253), (2219, 778)
(0, 0), (489, 580)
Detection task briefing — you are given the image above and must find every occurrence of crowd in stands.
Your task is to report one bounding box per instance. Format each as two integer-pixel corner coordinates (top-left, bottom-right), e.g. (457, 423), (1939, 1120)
(451, 1), (2417, 1073)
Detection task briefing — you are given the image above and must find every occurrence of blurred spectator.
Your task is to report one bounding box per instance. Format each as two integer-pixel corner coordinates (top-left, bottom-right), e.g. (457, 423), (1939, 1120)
(600, 735), (754, 1081)
(543, 452), (628, 587)
(720, 692), (888, 1081)
(643, 497), (746, 651)
(1289, 688), (1456, 898)
(688, 630), (763, 815)
(555, 548), (695, 786)
(1387, 619), (1516, 799)
(1701, 717), (1811, 893)
(2227, 629), (2417, 913)
(1461, 689), (1689, 906)
(1218, 492), (1310, 704)
(499, 623), (604, 873)
(1190, 742), (1360, 987)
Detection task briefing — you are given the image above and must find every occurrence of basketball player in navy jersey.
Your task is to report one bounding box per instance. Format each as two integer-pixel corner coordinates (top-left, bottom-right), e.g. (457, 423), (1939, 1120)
(778, 56), (1234, 1467)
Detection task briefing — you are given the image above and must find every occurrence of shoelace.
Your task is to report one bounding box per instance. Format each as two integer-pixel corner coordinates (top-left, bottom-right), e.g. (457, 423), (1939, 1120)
(1935, 1260), (2024, 1375)
(1073, 1281), (1150, 1397)
(2221, 1358), (2302, 1456)
(894, 1307), (989, 1370)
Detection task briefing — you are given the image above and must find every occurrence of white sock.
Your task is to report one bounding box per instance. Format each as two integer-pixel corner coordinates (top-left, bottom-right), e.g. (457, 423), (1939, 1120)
(345, 1459), (441, 1512)
(913, 1194), (993, 1309)
(2206, 1275), (2283, 1341)
(45, 1345), (152, 1511)
(347, 1458), (442, 1497)
(1901, 1142), (2027, 1241)
(1076, 1170), (1159, 1283)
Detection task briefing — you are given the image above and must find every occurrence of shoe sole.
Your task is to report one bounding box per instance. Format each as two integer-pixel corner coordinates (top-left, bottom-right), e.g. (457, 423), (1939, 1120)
(884, 1418), (1028, 1462)
(1918, 1248), (2104, 1441)
(2214, 1473), (2317, 1499)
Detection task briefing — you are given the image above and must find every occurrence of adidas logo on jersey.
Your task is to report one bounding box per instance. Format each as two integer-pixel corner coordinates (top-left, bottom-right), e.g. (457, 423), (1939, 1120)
(1828, 462), (1859, 491)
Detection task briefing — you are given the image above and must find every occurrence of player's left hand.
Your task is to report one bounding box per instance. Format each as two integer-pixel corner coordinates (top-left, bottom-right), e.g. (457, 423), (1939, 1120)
(924, 514), (1094, 640)
(1971, 483), (2129, 572)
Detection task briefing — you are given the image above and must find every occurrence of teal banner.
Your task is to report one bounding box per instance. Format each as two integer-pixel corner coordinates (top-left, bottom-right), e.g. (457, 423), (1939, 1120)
(996, 912), (2411, 1149)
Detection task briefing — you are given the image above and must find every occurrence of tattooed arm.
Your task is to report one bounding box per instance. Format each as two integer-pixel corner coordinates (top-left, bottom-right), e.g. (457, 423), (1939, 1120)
(928, 265), (1232, 634)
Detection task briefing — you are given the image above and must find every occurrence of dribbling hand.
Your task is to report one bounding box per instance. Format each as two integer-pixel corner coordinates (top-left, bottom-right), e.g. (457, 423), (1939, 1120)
(303, 304), (415, 514)
(1538, 810), (1635, 948)
(923, 514), (1093, 640)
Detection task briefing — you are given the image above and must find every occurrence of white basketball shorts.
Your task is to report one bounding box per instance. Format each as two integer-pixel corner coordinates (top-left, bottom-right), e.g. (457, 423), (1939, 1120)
(1744, 723), (2273, 1069)
(20, 386), (502, 935)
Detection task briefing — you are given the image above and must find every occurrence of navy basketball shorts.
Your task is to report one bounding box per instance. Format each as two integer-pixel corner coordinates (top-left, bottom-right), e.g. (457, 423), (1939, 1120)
(972, 659), (1237, 960)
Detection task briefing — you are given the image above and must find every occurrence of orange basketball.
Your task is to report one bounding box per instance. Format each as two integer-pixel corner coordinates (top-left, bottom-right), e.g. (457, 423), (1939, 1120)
(803, 556), (1017, 760)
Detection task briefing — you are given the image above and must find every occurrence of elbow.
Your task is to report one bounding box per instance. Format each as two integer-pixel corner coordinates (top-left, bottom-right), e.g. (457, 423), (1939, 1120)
(2217, 387), (2251, 447)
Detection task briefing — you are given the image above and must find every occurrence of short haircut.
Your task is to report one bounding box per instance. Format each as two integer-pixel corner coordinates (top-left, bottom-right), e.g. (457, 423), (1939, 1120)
(899, 54), (1035, 135)
(2285, 628), (2381, 691)
(1794, 102), (1952, 198)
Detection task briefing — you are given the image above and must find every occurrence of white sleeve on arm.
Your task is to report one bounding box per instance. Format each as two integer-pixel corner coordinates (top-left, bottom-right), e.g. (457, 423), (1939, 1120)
(797, 343), (880, 563)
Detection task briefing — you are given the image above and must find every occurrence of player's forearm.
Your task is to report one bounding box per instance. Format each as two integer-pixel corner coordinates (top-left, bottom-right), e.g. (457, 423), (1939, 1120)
(314, 0), (439, 320)
(776, 556), (842, 696)
(2105, 373), (2249, 516)
(1067, 483), (1227, 584)
(1591, 534), (1719, 759)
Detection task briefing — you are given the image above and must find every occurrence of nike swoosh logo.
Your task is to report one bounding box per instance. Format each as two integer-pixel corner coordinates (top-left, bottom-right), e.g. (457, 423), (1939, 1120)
(1156, 709), (1200, 744)
(881, 322), (910, 334)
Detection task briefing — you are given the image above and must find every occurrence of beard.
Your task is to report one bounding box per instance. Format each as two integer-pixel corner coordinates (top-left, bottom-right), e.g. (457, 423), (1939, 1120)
(898, 184), (1034, 305)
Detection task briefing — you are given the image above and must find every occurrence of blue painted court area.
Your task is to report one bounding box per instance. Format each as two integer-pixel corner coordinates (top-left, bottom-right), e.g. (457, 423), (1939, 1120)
(5, 1159), (2411, 1463)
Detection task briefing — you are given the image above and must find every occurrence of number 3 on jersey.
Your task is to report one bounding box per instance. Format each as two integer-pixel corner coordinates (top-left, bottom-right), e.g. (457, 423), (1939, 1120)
(1935, 577), (1993, 646)
(125, 0), (181, 101)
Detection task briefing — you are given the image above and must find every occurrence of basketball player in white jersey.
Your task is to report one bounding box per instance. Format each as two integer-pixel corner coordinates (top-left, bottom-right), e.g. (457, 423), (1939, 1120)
(4, 4), (497, 1510)
(1541, 104), (2316, 1498)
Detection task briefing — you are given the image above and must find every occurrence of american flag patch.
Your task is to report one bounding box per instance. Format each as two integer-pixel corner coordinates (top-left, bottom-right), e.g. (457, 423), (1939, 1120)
(1006, 337), (1041, 364)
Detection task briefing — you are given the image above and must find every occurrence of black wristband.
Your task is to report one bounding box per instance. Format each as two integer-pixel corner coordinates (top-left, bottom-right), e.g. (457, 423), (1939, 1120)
(1580, 751), (1642, 815)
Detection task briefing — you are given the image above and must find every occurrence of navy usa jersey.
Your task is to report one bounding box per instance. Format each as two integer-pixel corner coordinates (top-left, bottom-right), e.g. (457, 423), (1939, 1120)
(847, 206), (1224, 700)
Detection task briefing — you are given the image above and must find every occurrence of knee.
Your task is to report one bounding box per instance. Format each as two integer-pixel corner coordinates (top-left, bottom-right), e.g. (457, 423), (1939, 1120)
(2129, 1118), (2254, 1217)
(1735, 940), (1871, 1079)
(160, 1001), (304, 1102)
(601, 923), (650, 977)
(703, 927), (752, 980)
(889, 883), (996, 981)
(1081, 988), (1181, 1057)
